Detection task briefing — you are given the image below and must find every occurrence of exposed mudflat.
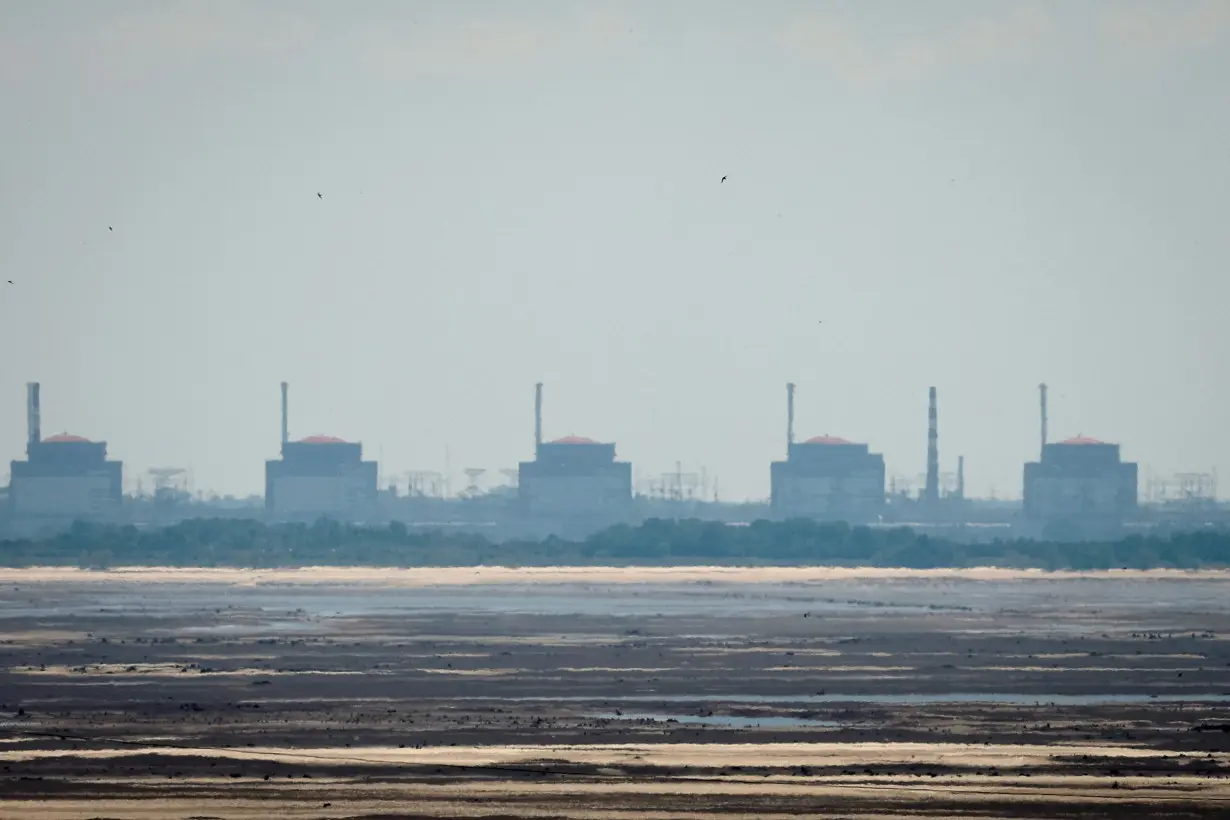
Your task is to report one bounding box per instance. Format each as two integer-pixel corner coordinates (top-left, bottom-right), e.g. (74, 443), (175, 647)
(1, 567), (1229, 818)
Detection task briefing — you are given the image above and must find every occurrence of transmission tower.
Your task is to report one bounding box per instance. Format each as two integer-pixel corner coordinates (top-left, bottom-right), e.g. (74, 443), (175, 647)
(463, 468), (486, 497)
(407, 470), (444, 499)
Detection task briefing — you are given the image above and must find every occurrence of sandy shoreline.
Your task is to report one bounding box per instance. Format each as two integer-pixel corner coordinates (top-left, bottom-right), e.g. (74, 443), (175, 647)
(1, 564), (1227, 586)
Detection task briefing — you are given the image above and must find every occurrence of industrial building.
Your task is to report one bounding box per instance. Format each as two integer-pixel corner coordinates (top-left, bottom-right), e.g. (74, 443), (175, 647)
(770, 383), (885, 522)
(264, 382), (378, 521)
(8, 383), (123, 521)
(1023, 384), (1138, 532)
(2, 375), (1198, 541)
(517, 383), (632, 521)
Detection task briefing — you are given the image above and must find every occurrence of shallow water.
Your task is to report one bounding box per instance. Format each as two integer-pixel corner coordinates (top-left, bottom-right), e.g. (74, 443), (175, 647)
(6, 574), (1230, 623)
(592, 711), (842, 728)
(488, 692), (1230, 706)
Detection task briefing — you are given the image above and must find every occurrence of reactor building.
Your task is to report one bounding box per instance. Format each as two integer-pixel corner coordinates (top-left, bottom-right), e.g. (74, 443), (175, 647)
(7, 382), (123, 522)
(1022, 384), (1138, 533)
(517, 383), (632, 523)
(770, 383), (886, 522)
(264, 382), (378, 521)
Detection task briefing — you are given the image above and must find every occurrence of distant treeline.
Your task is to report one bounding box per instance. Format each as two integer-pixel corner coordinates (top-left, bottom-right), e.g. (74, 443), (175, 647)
(0, 518), (1228, 570)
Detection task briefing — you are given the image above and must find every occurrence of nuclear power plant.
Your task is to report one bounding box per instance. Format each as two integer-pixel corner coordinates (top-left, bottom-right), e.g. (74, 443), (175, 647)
(264, 382), (378, 521)
(6, 382), (123, 530)
(2, 376), (1213, 540)
(517, 383), (633, 535)
(769, 383), (885, 522)
(1023, 383), (1139, 538)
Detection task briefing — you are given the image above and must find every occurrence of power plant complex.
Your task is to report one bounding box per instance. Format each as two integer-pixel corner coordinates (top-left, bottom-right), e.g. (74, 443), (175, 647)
(3, 378), (1214, 541)
(264, 382), (379, 521)
(6, 383), (123, 531)
(769, 383), (886, 523)
(517, 383), (633, 534)
(1023, 384), (1139, 537)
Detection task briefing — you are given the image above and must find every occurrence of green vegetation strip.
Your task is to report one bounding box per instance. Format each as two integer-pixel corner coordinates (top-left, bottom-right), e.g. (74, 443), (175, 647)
(1, 518), (1227, 570)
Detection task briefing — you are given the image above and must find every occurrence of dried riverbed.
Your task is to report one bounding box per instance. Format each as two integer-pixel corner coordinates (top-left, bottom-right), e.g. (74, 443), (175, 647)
(1, 567), (1229, 818)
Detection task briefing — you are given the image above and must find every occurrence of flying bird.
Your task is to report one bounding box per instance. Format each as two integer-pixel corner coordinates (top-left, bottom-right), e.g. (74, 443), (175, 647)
(720, 176), (727, 183)
(6, 280), (12, 284)
(317, 192), (323, 199)
(108, 226), (113, 231)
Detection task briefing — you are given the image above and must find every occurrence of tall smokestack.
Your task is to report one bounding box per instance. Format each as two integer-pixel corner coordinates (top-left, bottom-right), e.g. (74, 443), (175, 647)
(280, 381), (289, 449)
(1039, 383), (1048, 458)
(26, 382), (40, 447)
(786, 382), (796, 451)
(924, 386), (939, 504)
(957, 455), (965, 501)
(534, 382), (543, 451)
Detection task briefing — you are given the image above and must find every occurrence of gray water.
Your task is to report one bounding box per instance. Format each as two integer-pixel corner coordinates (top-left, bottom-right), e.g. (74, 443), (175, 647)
(467, 692), (1229, 706)
(9, 576), (1230, 621)
(592, 712), (841, 728)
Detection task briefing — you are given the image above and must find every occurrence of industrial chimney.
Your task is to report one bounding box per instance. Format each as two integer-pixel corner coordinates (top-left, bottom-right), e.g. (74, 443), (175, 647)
(957, 455), (965, 501)
(786, 382), (796, 452)
(26, 381), (40, 448)
(280, 381), (289, 450)
(1038, 383), (1048, 458)
(534, 382), (543, 453)
(924, 386), (939, 505)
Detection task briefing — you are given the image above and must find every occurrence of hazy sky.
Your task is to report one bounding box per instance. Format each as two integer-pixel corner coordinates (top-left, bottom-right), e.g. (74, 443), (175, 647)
(2, 0), (1228, 501)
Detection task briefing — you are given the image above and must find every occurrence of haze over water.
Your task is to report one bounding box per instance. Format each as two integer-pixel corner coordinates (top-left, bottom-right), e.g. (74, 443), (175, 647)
(2, 1), (1227, 501)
